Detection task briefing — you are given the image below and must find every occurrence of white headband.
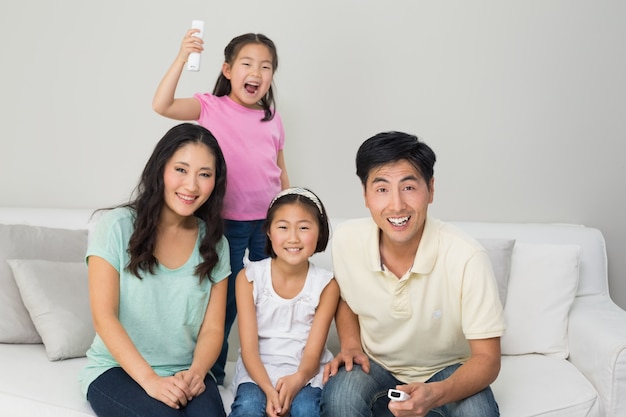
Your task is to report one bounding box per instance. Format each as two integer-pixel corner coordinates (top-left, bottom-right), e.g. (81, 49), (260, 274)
(270, 187), (323, 214)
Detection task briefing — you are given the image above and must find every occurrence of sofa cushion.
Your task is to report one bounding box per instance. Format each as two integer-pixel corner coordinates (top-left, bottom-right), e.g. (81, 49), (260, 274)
(477, 238), (515, 306)
(492, 354), (600, 416)
(8, 259), (94, 361)
(501, 243), (580, 358)
(0, 224), (88, 343)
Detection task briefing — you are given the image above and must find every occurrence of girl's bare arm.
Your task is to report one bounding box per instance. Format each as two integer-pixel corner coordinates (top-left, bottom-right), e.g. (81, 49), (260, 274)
(152, 29), (203, 120)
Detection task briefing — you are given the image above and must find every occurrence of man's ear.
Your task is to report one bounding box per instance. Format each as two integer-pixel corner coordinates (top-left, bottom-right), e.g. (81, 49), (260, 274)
(428, 177), (435, 203)
(362, 183), (369, 208)
(222, 62), (231, 80)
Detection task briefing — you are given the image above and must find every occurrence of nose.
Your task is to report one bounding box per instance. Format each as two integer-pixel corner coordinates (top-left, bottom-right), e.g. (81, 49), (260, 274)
(287, 227), (300, 242)
(389, 189), (405, 212)
(184, 175), (199, 192)
(250, 65), (261, 77)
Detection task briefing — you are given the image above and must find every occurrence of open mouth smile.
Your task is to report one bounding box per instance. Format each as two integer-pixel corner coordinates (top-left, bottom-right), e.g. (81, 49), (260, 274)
(176, 193), (197, 204)
(244, 82), (259, 95)
(388, 216), (410, 227)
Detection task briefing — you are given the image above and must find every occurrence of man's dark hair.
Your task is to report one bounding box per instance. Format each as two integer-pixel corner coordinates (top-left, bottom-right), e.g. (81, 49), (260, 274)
(356, 131), (436, 189)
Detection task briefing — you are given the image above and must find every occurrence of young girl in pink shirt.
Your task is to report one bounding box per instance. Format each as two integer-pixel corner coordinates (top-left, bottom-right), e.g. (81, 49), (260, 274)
(153, 30), (290, 385)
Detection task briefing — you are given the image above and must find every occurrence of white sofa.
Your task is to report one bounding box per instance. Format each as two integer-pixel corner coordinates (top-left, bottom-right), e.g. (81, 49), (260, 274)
(1, 207), (625, 417)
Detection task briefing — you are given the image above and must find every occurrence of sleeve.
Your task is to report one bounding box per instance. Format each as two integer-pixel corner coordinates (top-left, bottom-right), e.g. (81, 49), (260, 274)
(461, 249), (506, 339)
(211, 235), (231, 284)
(274, 111), (285, 151)
(85, 209), (128, 273)
(194, 92), (213, 126)
(311, 262), (334, 292)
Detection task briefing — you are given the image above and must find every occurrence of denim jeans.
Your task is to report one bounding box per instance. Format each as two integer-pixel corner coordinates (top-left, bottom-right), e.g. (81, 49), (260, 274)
(229, 382), (322, 417)
(320, 361), (499, 417)
(87, 367), (226, 417)
(211, 219), (267, 385)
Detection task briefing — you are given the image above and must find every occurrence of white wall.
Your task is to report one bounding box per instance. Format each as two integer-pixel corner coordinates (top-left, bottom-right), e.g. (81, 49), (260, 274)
(1, 1), (625, 307)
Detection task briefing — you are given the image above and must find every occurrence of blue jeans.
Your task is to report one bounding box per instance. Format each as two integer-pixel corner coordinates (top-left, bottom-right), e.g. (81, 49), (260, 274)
(87, 367), (226, 417)
(211, 219), (267, 385)
(229, 382), (322, 417)
(320, 361), (499, 417)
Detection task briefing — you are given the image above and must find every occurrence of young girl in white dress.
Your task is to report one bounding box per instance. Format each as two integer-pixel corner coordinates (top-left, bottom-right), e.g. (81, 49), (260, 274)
(229, 187), (339, 417)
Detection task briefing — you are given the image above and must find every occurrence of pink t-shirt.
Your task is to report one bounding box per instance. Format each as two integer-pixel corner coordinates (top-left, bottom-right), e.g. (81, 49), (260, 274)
(194, 93), (285, 220)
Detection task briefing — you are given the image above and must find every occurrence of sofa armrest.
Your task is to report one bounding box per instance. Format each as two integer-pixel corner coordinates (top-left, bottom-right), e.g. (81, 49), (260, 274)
(567, 295), (626, 417)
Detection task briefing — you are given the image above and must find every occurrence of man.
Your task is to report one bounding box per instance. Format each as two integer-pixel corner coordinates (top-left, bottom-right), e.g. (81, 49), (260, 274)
(320, 131), (505, 417)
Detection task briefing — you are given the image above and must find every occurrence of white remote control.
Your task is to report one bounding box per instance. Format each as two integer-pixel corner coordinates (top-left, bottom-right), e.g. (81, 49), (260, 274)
(187, 20), (204, 71)
(388, 389), (410, 402)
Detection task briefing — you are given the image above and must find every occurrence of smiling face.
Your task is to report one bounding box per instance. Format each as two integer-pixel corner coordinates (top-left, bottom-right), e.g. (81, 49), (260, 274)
(162, 142), (216, 220)
(267, 203), (320, 266)
(363, 159), (434, 252)
(222, 42), (274, 109)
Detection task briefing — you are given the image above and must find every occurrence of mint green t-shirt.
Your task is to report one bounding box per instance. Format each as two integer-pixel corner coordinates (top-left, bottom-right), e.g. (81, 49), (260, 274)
(79, 207), (230, 396)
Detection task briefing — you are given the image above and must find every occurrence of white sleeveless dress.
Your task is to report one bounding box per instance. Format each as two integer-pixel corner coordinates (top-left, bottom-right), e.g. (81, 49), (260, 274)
(231, 258), (335, 391)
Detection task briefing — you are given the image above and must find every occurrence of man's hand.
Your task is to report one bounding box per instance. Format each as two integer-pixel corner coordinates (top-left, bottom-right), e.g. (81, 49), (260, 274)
(387, 383), (438, 417)
(323, 349), (370, 383)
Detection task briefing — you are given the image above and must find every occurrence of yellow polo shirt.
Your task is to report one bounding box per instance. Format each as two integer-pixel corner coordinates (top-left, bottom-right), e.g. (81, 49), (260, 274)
(332, 216), (505, 383)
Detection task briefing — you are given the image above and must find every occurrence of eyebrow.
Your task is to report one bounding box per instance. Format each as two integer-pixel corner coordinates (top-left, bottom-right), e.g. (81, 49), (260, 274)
(175, 161), (214, 171)
(371, 174), (420, 184)
(238, 56), (273, 65)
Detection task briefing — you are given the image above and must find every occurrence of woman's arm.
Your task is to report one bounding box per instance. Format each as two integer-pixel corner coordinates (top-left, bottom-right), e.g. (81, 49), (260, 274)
(88, 256), (191, 408)
(152, 29), (202, 120)
(177, 277), (228, 398)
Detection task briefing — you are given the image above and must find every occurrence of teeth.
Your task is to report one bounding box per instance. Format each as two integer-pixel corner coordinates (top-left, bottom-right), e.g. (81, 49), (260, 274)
(177, 194), (195, 201)
(285, 248), (301, 252)
(388, 216), (409, 226)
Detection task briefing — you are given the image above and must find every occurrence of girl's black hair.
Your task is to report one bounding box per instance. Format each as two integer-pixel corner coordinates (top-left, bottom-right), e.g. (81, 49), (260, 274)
(212, 33), (278, 122)
(263, 189), (330, 259)
(123, 123), (227, 282)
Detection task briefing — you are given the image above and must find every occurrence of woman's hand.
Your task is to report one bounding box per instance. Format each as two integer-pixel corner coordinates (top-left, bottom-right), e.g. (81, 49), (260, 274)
(175, 369), (206, 399)
(142, 374), (192, 409)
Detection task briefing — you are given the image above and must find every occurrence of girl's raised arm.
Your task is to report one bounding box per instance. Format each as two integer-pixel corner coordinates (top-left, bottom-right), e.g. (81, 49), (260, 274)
(152, 29), (203, 121)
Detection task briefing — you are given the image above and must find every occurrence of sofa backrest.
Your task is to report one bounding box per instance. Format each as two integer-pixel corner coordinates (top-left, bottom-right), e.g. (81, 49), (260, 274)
(0, 207), (96, 230)
(310, 218), (609, 300)
(450, 221), (608, 298)
(0, 209), (608, 299)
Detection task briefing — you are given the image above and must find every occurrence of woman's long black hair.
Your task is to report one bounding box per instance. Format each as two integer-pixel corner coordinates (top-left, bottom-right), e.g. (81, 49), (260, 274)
(124, 123), (227, 282)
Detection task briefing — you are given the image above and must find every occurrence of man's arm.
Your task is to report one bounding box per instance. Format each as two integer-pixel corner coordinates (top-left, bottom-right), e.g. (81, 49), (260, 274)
(323, 298), (371, 382)
(389, 337), (501, 415)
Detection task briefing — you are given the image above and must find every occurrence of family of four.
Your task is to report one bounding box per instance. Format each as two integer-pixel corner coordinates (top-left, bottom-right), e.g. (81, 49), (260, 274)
(78, 28), (505, 417)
